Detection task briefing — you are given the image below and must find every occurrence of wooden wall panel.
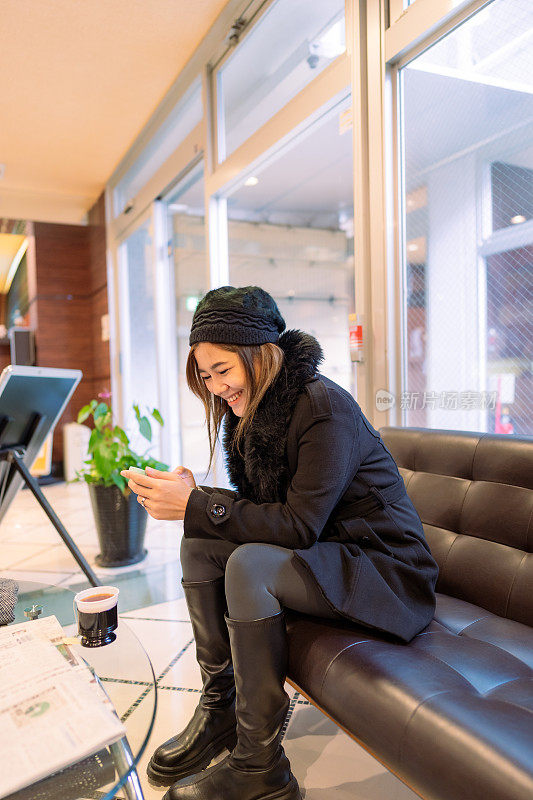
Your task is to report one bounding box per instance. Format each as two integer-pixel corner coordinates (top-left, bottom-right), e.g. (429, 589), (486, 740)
(33, 223), (92, 297)
(88, 193), (108, 293)
(91, 286), (111, 386)
(0, 344), (11, 374)
(31, 191), (111, 471)
(88, 193), (111, 400)
(32, 224), (92, 465)
(35, 298), (94, 370)
(0, 293), (9, 375)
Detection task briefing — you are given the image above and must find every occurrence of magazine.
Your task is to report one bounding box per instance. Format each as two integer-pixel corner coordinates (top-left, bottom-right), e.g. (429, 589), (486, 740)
(0, 616), (125, 798)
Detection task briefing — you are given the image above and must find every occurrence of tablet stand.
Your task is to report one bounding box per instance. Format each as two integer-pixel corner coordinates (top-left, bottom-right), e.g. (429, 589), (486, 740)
(0, 365), (98, 588)
(0, 444), (99, 587)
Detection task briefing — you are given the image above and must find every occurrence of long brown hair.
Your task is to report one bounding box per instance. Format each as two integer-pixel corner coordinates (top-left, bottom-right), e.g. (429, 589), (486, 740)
(186, 342), (284, 471)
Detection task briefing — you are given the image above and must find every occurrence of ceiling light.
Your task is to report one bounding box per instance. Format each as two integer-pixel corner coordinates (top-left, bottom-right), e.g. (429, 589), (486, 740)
(406, 186), (427, 212)
(244, 176), (259, 187)
(309, 18), (346, 60)
(338, 209), (353, 237)
(510, 214), (526, 225)
(186, 296), (199, 312)
(407, 243), (419, 252)
(4, 238), (28, 292)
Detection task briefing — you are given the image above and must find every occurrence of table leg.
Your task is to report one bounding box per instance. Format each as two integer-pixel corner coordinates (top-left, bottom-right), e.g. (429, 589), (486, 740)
(109, 737), (145, 800)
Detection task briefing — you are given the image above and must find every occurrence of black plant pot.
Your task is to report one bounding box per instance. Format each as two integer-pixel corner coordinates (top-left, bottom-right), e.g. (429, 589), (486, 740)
(89, 484), (148, 567)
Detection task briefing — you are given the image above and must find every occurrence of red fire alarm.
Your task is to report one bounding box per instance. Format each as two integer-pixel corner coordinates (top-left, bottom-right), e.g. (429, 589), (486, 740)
(349, 314), (363, 362)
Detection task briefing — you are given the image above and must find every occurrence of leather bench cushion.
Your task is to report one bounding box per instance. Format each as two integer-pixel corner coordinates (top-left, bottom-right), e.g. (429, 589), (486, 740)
(434, 593), (533, 669)
(380, 428), (533, 490)
(380, 427), (533, 627)
(286, 593), (533, 800)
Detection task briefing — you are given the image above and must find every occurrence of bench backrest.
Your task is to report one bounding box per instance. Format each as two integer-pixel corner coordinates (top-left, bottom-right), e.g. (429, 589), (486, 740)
(380, 427), (533, 626)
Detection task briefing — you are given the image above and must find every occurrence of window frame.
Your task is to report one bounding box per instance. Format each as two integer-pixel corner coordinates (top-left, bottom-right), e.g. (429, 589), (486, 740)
(376, 0), (498, 427)
(104, 0), (513, 436)
(211, 0), (348, 166)
(384, 0), (533, 432)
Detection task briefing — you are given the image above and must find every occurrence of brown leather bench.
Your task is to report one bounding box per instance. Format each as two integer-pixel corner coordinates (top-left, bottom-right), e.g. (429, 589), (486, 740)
(286, 427), (533, 800)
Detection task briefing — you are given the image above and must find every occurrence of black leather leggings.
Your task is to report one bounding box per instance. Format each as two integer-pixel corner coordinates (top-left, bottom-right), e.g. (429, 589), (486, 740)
(180, 537), (340, 622)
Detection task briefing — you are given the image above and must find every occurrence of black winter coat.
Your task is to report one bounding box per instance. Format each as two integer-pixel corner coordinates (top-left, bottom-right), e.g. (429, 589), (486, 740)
(184, 330), (438, 642)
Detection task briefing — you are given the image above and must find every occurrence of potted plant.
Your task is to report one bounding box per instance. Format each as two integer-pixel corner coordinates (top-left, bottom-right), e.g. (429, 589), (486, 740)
(76, 395), (168, 567)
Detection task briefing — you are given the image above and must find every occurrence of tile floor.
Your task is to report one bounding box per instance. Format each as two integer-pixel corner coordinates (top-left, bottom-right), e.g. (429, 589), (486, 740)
(0, 481), (419, 800)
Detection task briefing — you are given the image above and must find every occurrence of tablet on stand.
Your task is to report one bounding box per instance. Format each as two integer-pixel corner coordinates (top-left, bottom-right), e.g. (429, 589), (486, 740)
(0, 366), (99, 587)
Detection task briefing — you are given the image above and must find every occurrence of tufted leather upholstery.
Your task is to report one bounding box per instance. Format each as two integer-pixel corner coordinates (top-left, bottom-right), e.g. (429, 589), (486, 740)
(286, 428), (533, 800)
(384, 427), (533, 625)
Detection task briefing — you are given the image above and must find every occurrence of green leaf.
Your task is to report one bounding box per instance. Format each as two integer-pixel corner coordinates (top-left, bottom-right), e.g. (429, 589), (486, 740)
(152, 408), (164, 426)
(113, 426), (129, 445)
(88, 428), (99, 452)
(111, 472), (127, 493)
(146, 459), (169, 471)
(77, 404), (93, 424)
(139, 416), (152, 442)
(74, 397), (167, 484)
(92, 448), (109, 477)
(94, 415), (105, 431)
(94, 402), (108, 420)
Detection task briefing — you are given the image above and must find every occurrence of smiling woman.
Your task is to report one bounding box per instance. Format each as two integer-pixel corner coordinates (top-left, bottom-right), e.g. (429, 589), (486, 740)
(195, 345), (250, 413)
(135, 284), (438, 800)
(186, 337), (284, 465)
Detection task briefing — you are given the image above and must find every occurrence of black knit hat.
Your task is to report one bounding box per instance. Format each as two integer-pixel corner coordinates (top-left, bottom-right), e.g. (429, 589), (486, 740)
(189, 286), (286, 346)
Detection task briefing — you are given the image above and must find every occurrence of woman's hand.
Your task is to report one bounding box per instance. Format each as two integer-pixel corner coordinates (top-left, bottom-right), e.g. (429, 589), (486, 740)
(172, 466), (196, 489)
(120, 466), (193, 520)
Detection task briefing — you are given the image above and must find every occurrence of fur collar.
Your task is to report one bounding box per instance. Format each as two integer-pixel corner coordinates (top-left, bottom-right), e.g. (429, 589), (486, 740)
(223, 329), (323, 503)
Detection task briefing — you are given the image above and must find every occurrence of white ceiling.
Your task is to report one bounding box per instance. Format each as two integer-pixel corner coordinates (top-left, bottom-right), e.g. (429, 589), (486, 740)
(1, 0), (531, 233)
(0, 0), (228, 224)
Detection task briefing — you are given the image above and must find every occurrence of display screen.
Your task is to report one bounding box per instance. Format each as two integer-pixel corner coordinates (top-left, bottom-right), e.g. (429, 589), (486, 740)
(0, 366), (81, 523)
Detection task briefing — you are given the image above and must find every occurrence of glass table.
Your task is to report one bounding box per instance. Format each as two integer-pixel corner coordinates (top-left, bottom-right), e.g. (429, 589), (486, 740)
(6, 581), (157, 800)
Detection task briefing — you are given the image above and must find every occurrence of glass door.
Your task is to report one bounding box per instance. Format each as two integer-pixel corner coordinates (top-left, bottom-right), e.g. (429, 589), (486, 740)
(397, 0), (533, 434)
(162, 164), (211, 478)
(116, 208), (166, 463)
(224, 92), (356, 396)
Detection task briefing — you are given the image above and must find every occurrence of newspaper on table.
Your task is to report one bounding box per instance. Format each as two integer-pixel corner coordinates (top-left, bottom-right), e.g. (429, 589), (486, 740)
(0, 615), (125, 798)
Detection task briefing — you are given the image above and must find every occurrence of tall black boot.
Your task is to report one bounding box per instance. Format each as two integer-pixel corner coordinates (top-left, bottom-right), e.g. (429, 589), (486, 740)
(163, 611), (302, 800)
(147, 579), (237, 785)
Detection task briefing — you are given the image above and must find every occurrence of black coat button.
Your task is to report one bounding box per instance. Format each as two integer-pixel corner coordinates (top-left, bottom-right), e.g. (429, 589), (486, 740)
(211, 504), (226, 517)
(361, 535), (371, 546)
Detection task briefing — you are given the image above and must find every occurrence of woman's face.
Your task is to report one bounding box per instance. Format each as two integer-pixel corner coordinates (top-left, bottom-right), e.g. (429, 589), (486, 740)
(195, 342), (248, 417)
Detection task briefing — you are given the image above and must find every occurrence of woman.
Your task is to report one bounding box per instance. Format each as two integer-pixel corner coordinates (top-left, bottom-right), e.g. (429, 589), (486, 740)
(122, 285), (438, 800)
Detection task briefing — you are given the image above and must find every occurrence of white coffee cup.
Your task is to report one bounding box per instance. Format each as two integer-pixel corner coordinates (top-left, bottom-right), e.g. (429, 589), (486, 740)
(74, 585), (119, 613)
(74, 586), (119, 647)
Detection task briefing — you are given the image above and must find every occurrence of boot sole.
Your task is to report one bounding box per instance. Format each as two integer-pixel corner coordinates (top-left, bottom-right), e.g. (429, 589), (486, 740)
(147, 729), (238, 786)
(260, 774), (303, 800)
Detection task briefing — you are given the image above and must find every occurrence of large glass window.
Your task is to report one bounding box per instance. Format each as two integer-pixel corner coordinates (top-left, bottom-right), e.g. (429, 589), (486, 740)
(225, 93), (355, 394)
(399, 0), (533, 434)
(119, 218), (163, 458)
(164, 165), (210, 475)
(216, 0), (345, 161)
(114, 79), (202, 216)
